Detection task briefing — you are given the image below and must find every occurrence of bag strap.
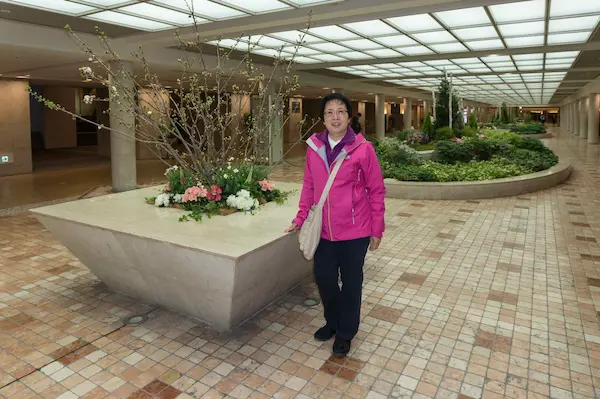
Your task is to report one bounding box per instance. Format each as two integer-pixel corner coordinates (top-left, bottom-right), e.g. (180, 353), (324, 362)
(316, 156), (344, 207)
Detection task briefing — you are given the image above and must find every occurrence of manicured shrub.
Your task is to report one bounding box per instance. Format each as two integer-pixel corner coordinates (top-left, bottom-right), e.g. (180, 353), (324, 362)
(436, 126), (454, 141)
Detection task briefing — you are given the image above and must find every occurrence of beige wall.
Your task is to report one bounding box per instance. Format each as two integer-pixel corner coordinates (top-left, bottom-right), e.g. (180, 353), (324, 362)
(136, 88), (171, 160)
(0, 79), (32, 176)
(43, 87), (77, 149)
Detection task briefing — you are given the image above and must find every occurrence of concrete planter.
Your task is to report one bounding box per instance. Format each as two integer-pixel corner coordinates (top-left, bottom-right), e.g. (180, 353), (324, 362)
(385, 162), (571, 200)
(30, 182), (311, 332)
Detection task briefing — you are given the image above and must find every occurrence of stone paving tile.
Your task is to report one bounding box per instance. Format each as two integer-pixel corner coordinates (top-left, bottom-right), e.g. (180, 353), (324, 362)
(2, 129), (600, 398)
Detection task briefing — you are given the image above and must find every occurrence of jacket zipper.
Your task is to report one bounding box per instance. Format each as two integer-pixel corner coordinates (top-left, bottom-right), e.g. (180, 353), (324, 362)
(328, 197), (333, 240)
(352, 169), (361, 225)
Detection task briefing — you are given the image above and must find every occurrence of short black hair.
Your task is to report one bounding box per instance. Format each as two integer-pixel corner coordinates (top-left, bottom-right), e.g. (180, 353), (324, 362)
(321, 93), (353, 119)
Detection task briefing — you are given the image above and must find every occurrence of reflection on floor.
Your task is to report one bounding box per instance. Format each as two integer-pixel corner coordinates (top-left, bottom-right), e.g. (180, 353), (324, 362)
(32, 147), (109, 172)
(2, 128), (600, 399)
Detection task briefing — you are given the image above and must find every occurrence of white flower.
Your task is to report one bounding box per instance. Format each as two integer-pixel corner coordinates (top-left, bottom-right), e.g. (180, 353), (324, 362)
(79, 66), (92, 76)
(172, 194), (183, 203)
(226, 189), (259, 211)
(233, 168), (239, 173)
(228, 157), (235, 162)
(83, 94), (95, 104)
(154, 193), (170, 207)
(164, 165), (179, 176)
(223, 174), (229, 179)
(227, 165), (232, 170)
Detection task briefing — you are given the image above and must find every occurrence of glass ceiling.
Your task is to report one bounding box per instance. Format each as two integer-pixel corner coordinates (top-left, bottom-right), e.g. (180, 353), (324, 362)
(3, 0), (599, 104)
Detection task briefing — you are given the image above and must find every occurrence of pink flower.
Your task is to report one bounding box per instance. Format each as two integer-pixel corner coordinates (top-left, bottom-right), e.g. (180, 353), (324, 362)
(207, 185), (222, 201)
(182, 186), (208, 202)
(259, 179), (275, 192)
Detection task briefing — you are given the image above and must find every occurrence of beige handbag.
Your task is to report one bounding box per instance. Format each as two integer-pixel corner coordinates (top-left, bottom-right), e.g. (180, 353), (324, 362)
(298, 158), (345, 260)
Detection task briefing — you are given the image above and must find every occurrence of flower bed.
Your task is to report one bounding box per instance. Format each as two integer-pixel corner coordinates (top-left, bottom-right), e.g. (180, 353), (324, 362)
(376, 132), (559, 182)
(147, 163), (288, 221)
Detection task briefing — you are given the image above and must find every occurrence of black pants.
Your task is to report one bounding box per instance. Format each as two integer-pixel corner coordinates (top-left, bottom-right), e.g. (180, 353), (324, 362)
(313, 237), (370, 340)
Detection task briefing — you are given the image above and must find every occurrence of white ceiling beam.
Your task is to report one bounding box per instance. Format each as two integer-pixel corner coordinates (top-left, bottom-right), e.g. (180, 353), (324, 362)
(116, 0), (524, 46)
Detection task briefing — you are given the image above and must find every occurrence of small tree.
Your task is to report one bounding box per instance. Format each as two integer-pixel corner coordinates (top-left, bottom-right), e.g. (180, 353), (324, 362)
(500, 102), (510, 125)
(467, 112), (478, 130)
(434, 74), (462, 133)
(422, 112), (433, 137)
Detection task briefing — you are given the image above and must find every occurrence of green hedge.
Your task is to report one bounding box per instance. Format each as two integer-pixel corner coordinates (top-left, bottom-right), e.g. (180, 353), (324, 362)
(509, 123), (546, 135)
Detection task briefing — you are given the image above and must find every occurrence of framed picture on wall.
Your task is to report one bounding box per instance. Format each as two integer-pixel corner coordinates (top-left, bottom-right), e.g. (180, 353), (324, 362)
(291, 101), (300, 113)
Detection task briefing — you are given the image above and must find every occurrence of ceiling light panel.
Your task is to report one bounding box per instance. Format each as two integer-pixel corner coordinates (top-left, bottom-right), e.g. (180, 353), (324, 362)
(505, 35), (544, 47)
(398, 46), (434, 55)
(452, 26), (498, 40)
(434, 7), (490, 27)
(246, 36), (288, 47)
(119, 4), (205, 25)
(219, 0), (290, 13)
(343, 20), (397, 36)
(412, 30), (456, 44)
(6, 0), (95, 14)
(546, 51), (580, 59)
(386, 14), (442, 32)
(466, 39), (505, 50)
(309, 26), (358, 40)
(498, 21), (545, 37)
(336, 52), (374, 60)
(547, 32), (592, 44)
(489, 0), (545, 23)
(549, 16), (600, 33)
(309, 42), (349, 52)
(311, 54), (346, 62)
(374, 35), (418, 47)
(153, 0), (246, 19)
(293, 56), (321, 63)
(430, 42), (469, 53)
(550, 0), (600, 17)
(337, 39), (382, 50)
(281, 46), (320, 55)
(85, 11), (174, 30)
(365, 49), (402, 57)
(76, 0), (129, 5)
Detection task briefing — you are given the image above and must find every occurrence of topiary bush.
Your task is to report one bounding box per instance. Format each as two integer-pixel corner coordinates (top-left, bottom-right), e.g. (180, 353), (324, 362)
(510, 123), (546, 134)
(436, 126), (454, 141)
(375, 137), (423, 165)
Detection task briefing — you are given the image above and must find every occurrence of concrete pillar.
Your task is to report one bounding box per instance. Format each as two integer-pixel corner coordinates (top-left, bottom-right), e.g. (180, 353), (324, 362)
(423, 101), (429, 116)
(580, 97), (588, 139)
(568, 103), (573, 133)
(403, 97), (413, 131)
(109, 60), (137, 192)
(574, 101), (580, 136)
(254, 83), (284, 165)
(0, 79), (32, 176)
(589, 94), (600, 145)
(375, 94), (385, 139)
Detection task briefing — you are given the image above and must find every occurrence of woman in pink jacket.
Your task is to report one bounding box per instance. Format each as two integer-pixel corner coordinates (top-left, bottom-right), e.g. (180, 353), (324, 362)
(285, 93), (386, 357)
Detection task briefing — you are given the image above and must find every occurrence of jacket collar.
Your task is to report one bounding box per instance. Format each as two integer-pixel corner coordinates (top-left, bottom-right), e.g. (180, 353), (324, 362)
(307, 132), (366, 154)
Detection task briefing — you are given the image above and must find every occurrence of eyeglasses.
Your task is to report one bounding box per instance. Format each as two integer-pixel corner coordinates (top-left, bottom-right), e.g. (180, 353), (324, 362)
(324, 110), (348, 118)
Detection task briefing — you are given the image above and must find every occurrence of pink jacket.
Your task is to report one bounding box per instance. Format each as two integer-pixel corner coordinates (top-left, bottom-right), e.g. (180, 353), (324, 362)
(293, 132), (386, 241)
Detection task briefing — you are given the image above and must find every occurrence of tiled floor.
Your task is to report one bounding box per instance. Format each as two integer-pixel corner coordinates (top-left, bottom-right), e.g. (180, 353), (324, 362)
(2, 127), (600, 399)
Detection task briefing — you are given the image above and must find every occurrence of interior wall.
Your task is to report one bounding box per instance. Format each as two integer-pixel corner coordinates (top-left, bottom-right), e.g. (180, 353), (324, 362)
(29, 85), (45, 151)
(0, 79), (32, 176)
(43, 86), (77, 149)
(286, 98), (303, 143)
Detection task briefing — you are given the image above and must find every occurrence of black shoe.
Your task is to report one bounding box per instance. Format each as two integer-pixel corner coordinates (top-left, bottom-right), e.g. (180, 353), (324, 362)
(332, 337), (351, 357)
(314, 325), (336, 341)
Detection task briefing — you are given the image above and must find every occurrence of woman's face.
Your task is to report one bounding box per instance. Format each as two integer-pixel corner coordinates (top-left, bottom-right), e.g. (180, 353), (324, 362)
(323, 99), (350, 136)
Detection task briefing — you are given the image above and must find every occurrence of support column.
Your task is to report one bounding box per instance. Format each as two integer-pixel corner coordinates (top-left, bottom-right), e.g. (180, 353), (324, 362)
(580, 97), (589, 139)
(358, 102), (366, 134)
(423, 101), (429, 116)
(574, 101), (581, 136)
(375, 94), (385, 139)
(403, 97), (413, 131)
(589, 94), (600, 145)
(109, 60), (137, 192)
(569, 102), (574, 133)
(255, 83), (284, 165)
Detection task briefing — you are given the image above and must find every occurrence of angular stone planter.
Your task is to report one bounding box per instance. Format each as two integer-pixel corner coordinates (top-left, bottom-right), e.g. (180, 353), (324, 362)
(30, 182), (311, 331)
(385, 161), (571, 200)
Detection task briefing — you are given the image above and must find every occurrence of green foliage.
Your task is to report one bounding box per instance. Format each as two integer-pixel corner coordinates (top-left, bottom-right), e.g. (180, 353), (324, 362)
(422, 113), (433, 136)
(467, 113), (478, 130)
(500, 102), (510, 124)
(375, 138), (423, 165)
(382, 164), (437, 181)
(509, 123), (546, 135)
(435, 126), (454, 141)
(462, 127), (477, 138)
(434, 140), (473, 164)
(506, 149), (558, 172)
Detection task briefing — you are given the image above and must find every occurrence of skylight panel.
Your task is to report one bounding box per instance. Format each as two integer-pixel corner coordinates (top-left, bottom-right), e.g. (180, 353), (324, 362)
(434, 7), (490, 27)
(281, 46), (320, 55)
(466, 39), (505, 50)
(452, 57), (481, 65)
(398, 46), (434, 55)
(513, 53), (544, 61)
(546, 51), (580, 59)
(549, 0), (600, 17)
(339, 39), (383, 50)
(310, 26), (358, 40)
(498, 21), (545, 37)
(85, 11), (174, 30)
(425, 60), (454, 66)
(546, 63), (574, 69)
(547, 32), (592, 44)
(246, 36), (288, 47)
(489, 0), (545, 23)
(76, 0), (128, 5)
(308, 42), (349, 52)
(8, 0), (95, 14)
(337, 52), (374, 60)
(545, 58), (574, 65)
(329, 66), (354, 72)
(452, 26), (498, 40)
(486, 61), (515, 68)
(343, 20), (397, 36)
(430, 43), (469, 53)
(251, 48), (287, 58)
(413, 31), (456, 44)
(365, 49), (402, 57)
(293, 56), (322, 64)
(505, 35), (544, 47)
(119, 3), (205, 25)
(386, 14), (442, 33)
(153, 0), (246, 19)
(219, 0), (290, 13)
(374, 35), (418, 47)
(549, 16), (600, 33)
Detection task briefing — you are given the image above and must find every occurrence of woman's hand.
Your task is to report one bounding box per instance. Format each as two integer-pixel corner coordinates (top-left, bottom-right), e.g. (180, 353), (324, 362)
(284, 223), (299, 233)
(369, 237), (381, 251)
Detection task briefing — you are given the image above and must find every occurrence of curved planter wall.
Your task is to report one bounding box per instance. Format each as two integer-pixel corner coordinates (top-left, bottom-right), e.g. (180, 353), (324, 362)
(385, 162), (571, 200)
